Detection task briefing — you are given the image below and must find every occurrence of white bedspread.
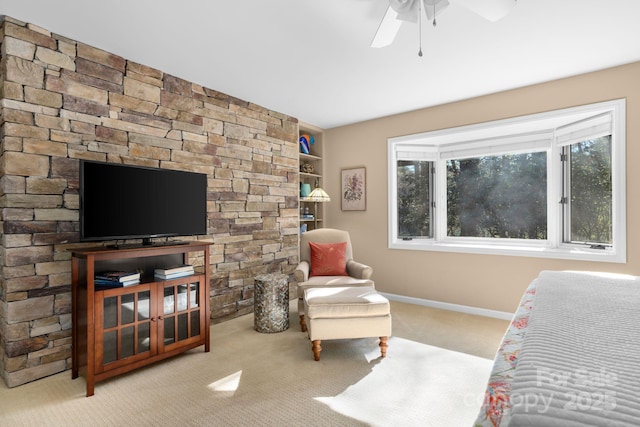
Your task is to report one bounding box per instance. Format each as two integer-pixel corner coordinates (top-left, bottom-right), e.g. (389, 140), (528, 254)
(508, 271), (640, 426)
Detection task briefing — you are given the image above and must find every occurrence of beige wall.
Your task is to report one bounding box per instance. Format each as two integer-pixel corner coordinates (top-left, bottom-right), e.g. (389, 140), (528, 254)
(323, 62), (640, 313)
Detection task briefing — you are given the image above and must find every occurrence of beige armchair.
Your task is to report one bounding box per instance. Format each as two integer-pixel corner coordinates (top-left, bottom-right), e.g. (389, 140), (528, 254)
(294, 228), (374, 331)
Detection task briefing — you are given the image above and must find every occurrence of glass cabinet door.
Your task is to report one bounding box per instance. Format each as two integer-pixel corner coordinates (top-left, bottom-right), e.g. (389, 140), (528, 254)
(159, 279), (203, 351)
(98, 286), (154, 370)
(95, 276), (206, 373)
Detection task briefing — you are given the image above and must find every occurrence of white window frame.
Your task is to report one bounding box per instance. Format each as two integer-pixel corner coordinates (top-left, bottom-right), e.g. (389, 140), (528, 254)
(388, 99), (626, 263)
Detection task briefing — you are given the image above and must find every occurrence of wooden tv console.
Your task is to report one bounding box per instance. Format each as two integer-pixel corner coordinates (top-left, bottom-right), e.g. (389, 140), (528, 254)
(71, 241), (211, 396)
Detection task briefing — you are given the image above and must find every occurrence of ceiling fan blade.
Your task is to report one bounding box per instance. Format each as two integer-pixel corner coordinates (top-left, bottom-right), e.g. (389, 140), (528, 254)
(455, 0), (515, 22)
(371, 5), (403, 48)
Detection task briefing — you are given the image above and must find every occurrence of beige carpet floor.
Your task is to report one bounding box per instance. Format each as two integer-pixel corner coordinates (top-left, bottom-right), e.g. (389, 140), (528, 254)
(0, 300), (509, 427)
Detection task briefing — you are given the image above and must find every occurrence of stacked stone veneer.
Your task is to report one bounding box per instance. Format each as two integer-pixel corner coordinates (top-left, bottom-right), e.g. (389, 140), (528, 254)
(0, 16), (300, 387)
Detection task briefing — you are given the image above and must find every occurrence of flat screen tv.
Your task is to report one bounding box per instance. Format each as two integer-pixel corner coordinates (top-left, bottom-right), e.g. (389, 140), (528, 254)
(80, 160), (207, 245)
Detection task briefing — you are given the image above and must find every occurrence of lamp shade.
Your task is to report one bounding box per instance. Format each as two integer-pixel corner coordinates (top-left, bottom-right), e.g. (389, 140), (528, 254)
(305, 187), (331, 203)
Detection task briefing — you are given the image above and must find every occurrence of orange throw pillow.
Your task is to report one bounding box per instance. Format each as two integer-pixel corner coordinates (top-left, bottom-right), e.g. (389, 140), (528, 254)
(309, 241), (348, 277)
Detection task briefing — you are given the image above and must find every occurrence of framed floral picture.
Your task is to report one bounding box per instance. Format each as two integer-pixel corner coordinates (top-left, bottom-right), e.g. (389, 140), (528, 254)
(341, 167), (366, 211)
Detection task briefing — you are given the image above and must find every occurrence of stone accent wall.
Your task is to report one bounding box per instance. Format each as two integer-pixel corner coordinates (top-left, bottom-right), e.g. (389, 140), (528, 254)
(0, 16), (300, 388)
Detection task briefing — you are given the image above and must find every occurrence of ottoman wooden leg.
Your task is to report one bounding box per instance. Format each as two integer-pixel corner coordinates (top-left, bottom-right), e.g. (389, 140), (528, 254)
(300, 314), (307, 332)
(379, 336), (388, 358)
(312, 340), (322, 361)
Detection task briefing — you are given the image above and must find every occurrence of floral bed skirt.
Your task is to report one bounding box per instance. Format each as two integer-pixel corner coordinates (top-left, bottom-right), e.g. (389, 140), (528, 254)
(473, 280), (537, 427)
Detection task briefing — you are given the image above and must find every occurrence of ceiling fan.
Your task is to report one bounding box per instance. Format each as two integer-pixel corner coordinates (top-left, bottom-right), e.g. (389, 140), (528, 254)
(371, 0), (517, 51)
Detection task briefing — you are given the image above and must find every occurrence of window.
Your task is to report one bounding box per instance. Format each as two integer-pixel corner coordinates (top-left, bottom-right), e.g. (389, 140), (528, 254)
(397, 160), (433, 239)
(446, 152), (547, 239)
(562, 136), (612, 247)
(388, 99), (626, 262)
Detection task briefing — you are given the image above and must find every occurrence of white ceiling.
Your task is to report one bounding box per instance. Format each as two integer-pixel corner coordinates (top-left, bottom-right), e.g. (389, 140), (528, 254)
(3, 0), (640, 129)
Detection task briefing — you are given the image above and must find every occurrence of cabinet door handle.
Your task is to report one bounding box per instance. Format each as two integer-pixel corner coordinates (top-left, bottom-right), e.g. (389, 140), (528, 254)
(158, 316), (164, 320)
(151, 317), (156, 322)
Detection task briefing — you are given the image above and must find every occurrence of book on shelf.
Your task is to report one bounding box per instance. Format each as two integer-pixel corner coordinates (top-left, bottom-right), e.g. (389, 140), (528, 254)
(95, 271), (141, 283)
(94, 278), (140, 289)
(120, 278), (140, 287)
(154, 264), (194, 275)
(154, 270), (195, 280)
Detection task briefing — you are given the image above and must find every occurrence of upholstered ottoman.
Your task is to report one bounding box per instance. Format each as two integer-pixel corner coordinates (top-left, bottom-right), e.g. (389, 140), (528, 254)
(298, 278), (374, 332)
(302, 286), (392, 361)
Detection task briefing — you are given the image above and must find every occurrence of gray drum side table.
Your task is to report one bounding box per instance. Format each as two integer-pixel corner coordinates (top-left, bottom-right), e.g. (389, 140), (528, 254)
(254, 273), (289, 333)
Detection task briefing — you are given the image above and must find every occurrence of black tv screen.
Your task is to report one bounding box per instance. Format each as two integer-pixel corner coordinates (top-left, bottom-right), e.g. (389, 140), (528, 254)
(80, 160), (207, 244)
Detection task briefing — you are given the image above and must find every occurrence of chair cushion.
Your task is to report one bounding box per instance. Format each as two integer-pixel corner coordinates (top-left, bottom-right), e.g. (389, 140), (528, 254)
(297, 277), (374, 299)
(309, 241), (348, 277)
(304, 286), (390, 319)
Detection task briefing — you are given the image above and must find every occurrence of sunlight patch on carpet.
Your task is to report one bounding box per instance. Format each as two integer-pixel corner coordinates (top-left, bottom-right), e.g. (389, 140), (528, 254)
(315, 337), (492, 427)
(207, 370), (242, 393)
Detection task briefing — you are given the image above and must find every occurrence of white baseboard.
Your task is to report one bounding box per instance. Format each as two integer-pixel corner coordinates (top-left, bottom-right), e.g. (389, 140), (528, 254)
(380, 292), (514, 321)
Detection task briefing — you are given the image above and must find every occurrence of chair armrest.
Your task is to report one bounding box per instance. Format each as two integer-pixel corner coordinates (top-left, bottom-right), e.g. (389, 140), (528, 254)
(294, 261), (310, 282)
(347, 259), (373, 280)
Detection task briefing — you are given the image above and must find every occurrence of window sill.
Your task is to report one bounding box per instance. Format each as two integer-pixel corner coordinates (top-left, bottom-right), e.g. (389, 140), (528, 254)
(389, 238), (625, 263)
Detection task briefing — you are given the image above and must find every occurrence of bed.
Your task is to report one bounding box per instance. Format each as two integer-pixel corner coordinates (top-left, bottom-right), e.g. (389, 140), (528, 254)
(473, 270), (640, 426)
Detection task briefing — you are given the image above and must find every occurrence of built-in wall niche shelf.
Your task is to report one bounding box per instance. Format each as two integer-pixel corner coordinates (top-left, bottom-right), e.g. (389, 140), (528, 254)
(299, 123), (325, 232)
(300, 219), (323, 226)
(300, 152), (322, 161)
(299, 153), (322, 180)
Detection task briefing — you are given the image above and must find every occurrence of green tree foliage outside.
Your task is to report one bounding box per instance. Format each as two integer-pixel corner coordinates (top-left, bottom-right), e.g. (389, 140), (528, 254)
(570, 136), (612, 244)
(397, 160), (431, 238)
(447, 152), (547, 239)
